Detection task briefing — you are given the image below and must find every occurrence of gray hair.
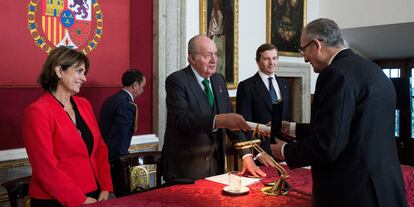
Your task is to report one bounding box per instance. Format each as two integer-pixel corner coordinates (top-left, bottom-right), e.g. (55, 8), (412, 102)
(188, 34), (205, 55)
(302, 18), (345, 48)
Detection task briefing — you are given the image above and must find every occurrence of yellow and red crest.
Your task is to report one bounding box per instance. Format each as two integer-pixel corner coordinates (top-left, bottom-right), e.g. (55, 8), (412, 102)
(27, 0), (103, 54)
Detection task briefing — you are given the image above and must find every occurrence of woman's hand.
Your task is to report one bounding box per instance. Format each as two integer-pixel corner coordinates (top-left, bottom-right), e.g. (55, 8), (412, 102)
(98, 191), (110, 201)
(83, 197), (97, 204)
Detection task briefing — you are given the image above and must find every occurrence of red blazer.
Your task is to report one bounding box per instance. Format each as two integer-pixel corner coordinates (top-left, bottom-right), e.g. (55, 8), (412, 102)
(23, 92), (113, 207)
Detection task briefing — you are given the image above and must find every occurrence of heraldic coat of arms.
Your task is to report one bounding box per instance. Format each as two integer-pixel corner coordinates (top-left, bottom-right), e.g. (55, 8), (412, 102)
(27, 0), (103, 54)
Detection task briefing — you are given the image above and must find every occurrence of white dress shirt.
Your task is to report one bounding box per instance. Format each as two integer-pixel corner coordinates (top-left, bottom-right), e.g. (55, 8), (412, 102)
(258, 70), (282, 100)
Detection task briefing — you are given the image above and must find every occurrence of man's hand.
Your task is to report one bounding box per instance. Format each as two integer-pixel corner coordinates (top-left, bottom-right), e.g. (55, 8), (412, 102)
(256, 153), (277, 168)
(98, 191), (110, 201)
(240, 155), (267, 177)
(215, 113), (250, 131)
(257, 153), (276, 167)
(271, 141), (287, 161)
(256, 130), (271, 138)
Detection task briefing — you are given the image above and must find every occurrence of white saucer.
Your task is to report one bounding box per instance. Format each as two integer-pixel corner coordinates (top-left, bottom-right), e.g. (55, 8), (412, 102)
(223, 186), (249, 195)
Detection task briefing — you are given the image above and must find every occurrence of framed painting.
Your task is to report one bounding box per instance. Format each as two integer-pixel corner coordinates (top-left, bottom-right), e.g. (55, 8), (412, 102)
(200, 0), (238, 89)
(266, 0), (307, 56)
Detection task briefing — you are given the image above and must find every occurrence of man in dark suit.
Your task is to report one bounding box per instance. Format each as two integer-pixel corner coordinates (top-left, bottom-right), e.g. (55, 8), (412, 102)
(272, 18), (407, 207)
(99, 69), (146, 196)
(236, 43), (291, 166)
(162, 35), (266, 184)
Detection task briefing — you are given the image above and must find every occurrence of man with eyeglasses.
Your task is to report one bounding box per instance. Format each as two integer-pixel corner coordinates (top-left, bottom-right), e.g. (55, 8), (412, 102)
(272, 18), (407, 207)
(162, 35), (267, 185)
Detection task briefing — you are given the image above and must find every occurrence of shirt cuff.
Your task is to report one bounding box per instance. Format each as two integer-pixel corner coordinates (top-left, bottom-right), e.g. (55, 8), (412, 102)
(289, 122), (296, 137)
(212, 115), (218, 132)
(281, 143), (287, 159)
(253, 153), (262, 161)
(241, 153), (253, 160)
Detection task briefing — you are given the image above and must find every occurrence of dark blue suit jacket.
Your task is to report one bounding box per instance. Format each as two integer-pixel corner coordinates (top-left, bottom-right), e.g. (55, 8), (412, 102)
(236, 72), (291, 156)
(285, 49), (407, 207)
(99, 90), (136, 161)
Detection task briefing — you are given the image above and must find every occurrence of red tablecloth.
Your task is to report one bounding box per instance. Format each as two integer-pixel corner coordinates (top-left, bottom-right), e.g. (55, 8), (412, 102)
(84, 165), (414, 207)
(402, 165), (414, 207)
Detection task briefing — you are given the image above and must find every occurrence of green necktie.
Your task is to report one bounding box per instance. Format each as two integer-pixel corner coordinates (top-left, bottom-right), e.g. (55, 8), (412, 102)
(202, 79), (214, 106)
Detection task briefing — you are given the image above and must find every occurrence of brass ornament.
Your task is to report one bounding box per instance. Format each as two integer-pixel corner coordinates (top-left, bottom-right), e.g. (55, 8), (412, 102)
(234, 123), (290, 196)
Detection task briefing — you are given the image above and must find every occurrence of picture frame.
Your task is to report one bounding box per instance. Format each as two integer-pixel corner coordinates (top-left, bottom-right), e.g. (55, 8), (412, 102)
(266, 0), (307, 57)
(200, 0), (238, 89)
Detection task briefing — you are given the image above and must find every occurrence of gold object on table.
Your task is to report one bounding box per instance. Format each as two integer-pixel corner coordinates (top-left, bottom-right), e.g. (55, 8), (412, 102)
(129, 166), (150, 192)
(235, 123), (290, 196)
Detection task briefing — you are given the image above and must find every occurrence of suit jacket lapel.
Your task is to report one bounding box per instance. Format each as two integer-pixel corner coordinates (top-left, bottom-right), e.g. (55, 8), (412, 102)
(70, 96), (96, 155)
(275, 76), (287, 101)
(46, 93), (84, 140)
(184, 66), (212, 114)
(210, 74), (225, 113)
(253, 73), (272, 111)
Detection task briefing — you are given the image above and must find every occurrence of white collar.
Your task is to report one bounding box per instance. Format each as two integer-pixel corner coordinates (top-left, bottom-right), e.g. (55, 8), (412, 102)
(190, 66), (211, 83)
(328, 48), (347, 66)
(122, 89), (134, 102)
(258, 70), (275, 82)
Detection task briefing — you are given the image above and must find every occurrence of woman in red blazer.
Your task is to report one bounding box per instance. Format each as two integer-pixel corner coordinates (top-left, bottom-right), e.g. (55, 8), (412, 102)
(23, 47), (113, 207)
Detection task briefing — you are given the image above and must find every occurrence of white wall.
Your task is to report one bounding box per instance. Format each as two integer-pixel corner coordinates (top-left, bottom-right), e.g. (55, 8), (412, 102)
(186, 0), (199, 43)
(319, 0), (414, 29)
(186, 0), (320, 95)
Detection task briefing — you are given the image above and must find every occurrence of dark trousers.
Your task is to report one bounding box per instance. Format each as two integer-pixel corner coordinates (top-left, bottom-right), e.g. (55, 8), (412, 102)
(109, 159), (125, 197)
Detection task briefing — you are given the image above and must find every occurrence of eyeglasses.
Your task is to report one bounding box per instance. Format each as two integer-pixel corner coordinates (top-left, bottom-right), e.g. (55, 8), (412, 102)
(299, 39), (323, 55)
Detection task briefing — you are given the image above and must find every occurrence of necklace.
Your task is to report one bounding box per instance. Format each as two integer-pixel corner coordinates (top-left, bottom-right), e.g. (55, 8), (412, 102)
(65, 107), (76, 125)
(49, 91), (81, 135)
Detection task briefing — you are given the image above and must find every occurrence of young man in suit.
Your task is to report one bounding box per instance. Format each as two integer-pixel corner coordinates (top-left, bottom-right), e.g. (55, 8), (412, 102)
(162, 35), (267, 184)
(99, 69), (146, 196)
(273, 18), (407, 207)
(236, 43), (291, 166)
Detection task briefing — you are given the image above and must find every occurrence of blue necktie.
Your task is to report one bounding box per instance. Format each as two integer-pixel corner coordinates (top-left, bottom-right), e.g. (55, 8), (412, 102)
(268, 77), (278, 103)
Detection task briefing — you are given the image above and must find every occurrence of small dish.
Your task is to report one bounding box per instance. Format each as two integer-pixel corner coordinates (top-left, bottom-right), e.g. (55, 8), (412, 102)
(223, 186), (249, 195)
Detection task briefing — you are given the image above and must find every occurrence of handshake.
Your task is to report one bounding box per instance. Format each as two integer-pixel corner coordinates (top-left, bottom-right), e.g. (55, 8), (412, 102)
(215, 113), (292, 138)
(215, 113), (251, 131)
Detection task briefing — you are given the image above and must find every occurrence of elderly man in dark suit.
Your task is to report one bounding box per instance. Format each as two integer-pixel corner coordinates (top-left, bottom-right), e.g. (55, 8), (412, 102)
(236, 43), (291, 166)
(99, 69), (146, 196)
(162, 35), (266, 184)
(272, 18), (407, 207)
